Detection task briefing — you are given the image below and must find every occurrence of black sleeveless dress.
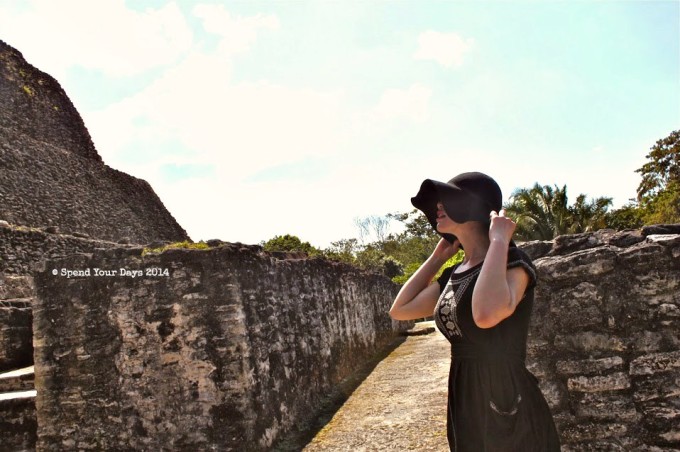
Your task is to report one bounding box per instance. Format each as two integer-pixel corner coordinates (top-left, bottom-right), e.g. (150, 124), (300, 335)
(434, 246), (560, 451)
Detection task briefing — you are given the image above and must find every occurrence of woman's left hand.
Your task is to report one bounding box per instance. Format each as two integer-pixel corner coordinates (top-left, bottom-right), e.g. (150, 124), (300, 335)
(488, 209), (516, 244)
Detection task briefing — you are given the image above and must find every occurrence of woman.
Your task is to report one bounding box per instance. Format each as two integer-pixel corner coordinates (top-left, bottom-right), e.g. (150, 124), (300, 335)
(389, 172), (560, 451)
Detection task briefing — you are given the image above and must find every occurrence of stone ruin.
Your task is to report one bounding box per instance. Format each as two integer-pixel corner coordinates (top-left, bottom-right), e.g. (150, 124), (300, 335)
(1, 38), (679, 450)
(0, 39), (189, 245)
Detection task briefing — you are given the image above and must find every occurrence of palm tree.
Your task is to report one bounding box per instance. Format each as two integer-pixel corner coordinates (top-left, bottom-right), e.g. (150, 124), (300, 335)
(504, 184), (612, 241)
(504, 184), (570, 240)
(568, 194), (612, 233)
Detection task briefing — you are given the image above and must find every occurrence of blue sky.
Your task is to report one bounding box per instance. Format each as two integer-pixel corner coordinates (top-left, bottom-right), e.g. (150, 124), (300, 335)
(1, 0), (677, 247)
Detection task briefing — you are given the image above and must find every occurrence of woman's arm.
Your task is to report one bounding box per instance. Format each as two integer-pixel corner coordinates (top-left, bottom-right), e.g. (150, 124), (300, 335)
(471, 210), (530, 329)
(389, 238), (459, 321)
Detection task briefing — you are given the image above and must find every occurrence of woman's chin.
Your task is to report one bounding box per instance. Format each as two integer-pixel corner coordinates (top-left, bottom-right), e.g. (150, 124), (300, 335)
(436, 224), (452, 234)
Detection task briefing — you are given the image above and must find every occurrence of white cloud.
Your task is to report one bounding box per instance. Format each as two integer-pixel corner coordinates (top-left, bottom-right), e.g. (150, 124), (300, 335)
(0, 0), (192, 78)
(86, 48), (345, 180)
(193, 4), (279, 56)
(413, 30), (474, 68)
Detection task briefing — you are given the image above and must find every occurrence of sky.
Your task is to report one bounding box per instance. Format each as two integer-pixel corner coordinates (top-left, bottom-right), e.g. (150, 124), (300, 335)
(0, 0), (678, 247)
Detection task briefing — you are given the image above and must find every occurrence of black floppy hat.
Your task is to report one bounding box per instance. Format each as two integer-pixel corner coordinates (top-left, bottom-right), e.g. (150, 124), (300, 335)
(411, 172), (503, 243)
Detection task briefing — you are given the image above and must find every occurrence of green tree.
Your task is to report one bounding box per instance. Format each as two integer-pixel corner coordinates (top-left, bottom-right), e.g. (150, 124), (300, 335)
(505, 184), (613, 240)
(261, 234), (320, 255)
(504, 184), (571, 240)
(568, 194), (612, 233)
(636, 129), (680, 223)
(322, 238), (360, 264)
(605, 203), (645, 230)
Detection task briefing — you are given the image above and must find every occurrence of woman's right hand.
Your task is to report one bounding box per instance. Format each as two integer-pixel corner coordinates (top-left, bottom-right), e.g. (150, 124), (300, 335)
(432, 237), (460, 262)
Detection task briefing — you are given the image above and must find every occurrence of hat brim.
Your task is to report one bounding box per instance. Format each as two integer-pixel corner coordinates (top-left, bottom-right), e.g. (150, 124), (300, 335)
(411, 179), (494, 243)
(410, 179), (465, 244)
(410, 176), (516, 249)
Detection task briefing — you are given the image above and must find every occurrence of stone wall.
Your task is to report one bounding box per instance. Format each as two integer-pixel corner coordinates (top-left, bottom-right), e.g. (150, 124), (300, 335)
(524, 225), (680, 450)
(0, 39), (189, 244)
(0, 221), (130, 373)
(32, 242), (408, 451)
(0, 274), (34, 372)
(0, 221), (124, 276)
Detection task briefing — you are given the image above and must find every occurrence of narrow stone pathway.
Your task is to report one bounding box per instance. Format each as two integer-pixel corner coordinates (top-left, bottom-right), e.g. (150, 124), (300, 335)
(303, 322), (451, 451)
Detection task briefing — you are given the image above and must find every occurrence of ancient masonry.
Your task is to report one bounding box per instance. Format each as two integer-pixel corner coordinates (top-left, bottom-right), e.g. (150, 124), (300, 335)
(0, 39), (189, 244)
(524, 225), (680, 450)
(0, 222), (411, 451)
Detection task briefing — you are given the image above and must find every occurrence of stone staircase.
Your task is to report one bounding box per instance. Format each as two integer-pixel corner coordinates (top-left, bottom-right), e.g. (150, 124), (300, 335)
(0, 275), (37, 451)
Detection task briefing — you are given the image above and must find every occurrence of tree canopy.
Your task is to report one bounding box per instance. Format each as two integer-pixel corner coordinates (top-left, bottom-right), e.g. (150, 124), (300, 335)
(635, 129), (680, 223)
(504, 184), (612, 241)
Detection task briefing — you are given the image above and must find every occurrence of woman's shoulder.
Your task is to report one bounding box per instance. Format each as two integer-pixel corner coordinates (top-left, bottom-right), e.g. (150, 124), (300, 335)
(436, 264), (459, 293)
(506, 245), (537, 288)
(507, 245), (534, 265)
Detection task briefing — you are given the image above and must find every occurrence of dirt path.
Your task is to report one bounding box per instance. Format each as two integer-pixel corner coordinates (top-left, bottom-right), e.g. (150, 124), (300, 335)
(303, 321), (451, 452)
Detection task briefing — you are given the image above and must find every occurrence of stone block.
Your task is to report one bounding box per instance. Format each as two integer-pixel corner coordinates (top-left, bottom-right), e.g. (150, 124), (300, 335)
(0, 366), (34, 392)
(639, 403), (680, 432)
(630, 351), (680, 376)
(619, 243), (670, 270)
(554, 331), (626, 356)
(0, 393), (37, 452)
(642, 224), (680, 236)
(560, 422), (628, 442)
(633, 373), (680, 402)
(519, 240), (553, 260)
(536, 247), (617, 283)
(549, 282), (604, 331)
(556, 356), (624, 376)
(629, 331), (663, 353)
(0, 275), (34, 299)
(646, 234), (680, 246)
(573, 392), (638, 421)
(567, 372), (630, 392)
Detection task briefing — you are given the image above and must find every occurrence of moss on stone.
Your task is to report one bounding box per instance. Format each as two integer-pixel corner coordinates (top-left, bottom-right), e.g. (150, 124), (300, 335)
(141, 240), (210, 256)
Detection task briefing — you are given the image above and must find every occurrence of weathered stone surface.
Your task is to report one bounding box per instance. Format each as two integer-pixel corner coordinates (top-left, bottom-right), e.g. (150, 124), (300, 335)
(519, 239), (553, 260)
(618, 242), (671, 269)
(549, 282), (604, 331)
(567, 372), (631, 392)
(33, 244), (409, 451)
(535, 246), (617, 283)
(554, 332), (626, 355)
(640, 404), (680, 432)
(633, 373), (680, 403)
(642, 224), (680, 236)
(560, 422), (628, 442)
(527, 228), (680, 448)
(646, 234), (680, 246)
(630, 351), (680, 376)
(630, 330), (665, 353)
(608, 229), (646, 248)
(556, 356), (624, 376)
(0, 299), (33, 372)
(0, 366), (34, 392)
(573, 392), (639, 421)
(551, 230), (609, 255)
(0, 40), (189, 244)
(0, 393), (36, 452)
(0, 275), (33, 298)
